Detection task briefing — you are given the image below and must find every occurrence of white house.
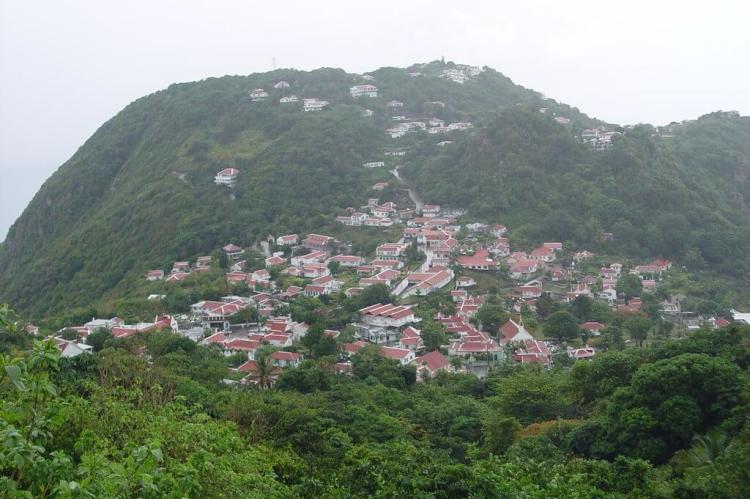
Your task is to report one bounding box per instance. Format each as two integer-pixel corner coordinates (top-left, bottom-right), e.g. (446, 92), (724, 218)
(280, 95), (299, 103)
(303, 98), (329, 112)
(350, 84), (378, 98)
(359, 303), (416, 328)
(147, 269), (164, 281)
(222, 243), (245, 259)
(380, 346), (415, 365)
(363, 161), (385, 168)
(276, 234), (299, 246)
(214, 168), (240, 186)
(248, 88), (268, 101)
(273, 81), (290, 89)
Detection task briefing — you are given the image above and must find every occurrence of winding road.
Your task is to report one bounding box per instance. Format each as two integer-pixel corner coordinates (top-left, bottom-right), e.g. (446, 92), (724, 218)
(390, 166), (423, 211)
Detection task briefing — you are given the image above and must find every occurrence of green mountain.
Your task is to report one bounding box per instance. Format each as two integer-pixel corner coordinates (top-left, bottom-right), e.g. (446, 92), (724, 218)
(1, 61), (748, 317)
(403, 109), (750, 270)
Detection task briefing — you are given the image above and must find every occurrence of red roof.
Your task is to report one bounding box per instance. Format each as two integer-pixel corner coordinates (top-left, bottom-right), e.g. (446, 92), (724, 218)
(413, 350), (449, 372)
(223, 243), (242, 252)
(580, 321), (603, 332)
(271, 351), (301, 361)
(303, 233), (334, 245)
(217, 168), (240, 176)
(380, 346), (412, 360)
(224, 339), (261, 351)
(343, 341), (369, 354)
(236, 360), (258, 372)
(266, 256), (286, 266)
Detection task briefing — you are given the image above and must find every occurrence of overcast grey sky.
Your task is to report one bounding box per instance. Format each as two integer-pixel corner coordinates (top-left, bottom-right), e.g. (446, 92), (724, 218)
(1, 0), (749, 240)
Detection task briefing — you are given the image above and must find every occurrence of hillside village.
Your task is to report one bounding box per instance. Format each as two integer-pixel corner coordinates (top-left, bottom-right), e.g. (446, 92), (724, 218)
(28, 68), (748, 386)
(44, 160), (744, 384)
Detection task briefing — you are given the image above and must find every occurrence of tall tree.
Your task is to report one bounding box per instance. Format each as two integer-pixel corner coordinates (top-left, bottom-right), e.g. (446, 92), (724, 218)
(543, 311), (581, 342)
(626, 316), (652, 347)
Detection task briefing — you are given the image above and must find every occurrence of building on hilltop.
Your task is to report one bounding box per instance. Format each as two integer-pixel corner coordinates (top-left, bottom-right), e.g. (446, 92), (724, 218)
(350, 84), (378, 98)
(214, 168), (240, 187)
(248, 88), (268, 101)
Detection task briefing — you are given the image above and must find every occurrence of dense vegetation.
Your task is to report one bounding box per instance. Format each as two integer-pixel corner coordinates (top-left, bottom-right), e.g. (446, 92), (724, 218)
(2, 306), (750, 497)
(1, 61), (748, 319)
(403, 108), (750, 277)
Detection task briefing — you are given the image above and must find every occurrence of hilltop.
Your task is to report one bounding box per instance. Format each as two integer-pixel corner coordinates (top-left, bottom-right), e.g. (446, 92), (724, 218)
(0, 61), (748, 317)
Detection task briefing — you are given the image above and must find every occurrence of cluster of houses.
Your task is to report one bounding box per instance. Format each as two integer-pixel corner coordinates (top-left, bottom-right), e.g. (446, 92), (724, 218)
(581, 127), (620, 150)
(386, 118), (473, 139)
(44, 315), (177, 358)
(439, 65), (484, 84)
(147, 253), (217, 283)
(248, 81), (329, 112)
(337, 198), (410, 227)
(54, 194), (737, 383)
(132, 171), (694, 381)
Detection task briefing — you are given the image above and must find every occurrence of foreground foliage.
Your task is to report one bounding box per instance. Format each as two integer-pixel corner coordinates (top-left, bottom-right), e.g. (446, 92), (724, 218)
(2, 306), (750, 497)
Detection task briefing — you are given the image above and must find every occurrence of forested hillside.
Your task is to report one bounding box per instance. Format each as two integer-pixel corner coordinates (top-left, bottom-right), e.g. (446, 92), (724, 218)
(403, 108), (750, 275)
(1, 61), (748, 318)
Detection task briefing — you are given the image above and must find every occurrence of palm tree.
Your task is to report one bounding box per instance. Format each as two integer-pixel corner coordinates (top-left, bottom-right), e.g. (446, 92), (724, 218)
(687, 431), (730, 467)
(245, 351), (278, 390)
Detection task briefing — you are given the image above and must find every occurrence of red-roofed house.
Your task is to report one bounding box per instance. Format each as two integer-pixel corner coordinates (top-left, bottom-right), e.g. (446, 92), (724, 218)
(342, 340), (369, 355)
(265, 255), (286, 267)
(568, 347), (596, 360)
(457, 249), (496, 271)
(399, 326), (423, 351)
(517, 285), (543, 299)
(166, 272), (190, 282)
(530, 246), (556, 262)
(513, 340), (552, 367)
(448, 340), (502, 358)
(303, 284), (327, 297)
(302, 263), (329, 279)
(550, 267), (567, 282)
(713, 317), (731, 329)
(376, 243), (408, 258)
(147, 269), (164, 281)
(302, 233), (336, 252)
(565, 283), (592, 302)
(412, 350), (450, 379)
(327, 254), (364, 267)
(276, 234), (299, 246)
(359, 303), (416, 328)
(509, 260), (540, 279)
(271, 351), (302, 368)
(651, 259), (673, 272)
(222, 244), (244, 259)
(380, 346), (415, 364)
(291, 251), (328, 266)
(224, 339), (262, 357)
(499, 319), (534, 344)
